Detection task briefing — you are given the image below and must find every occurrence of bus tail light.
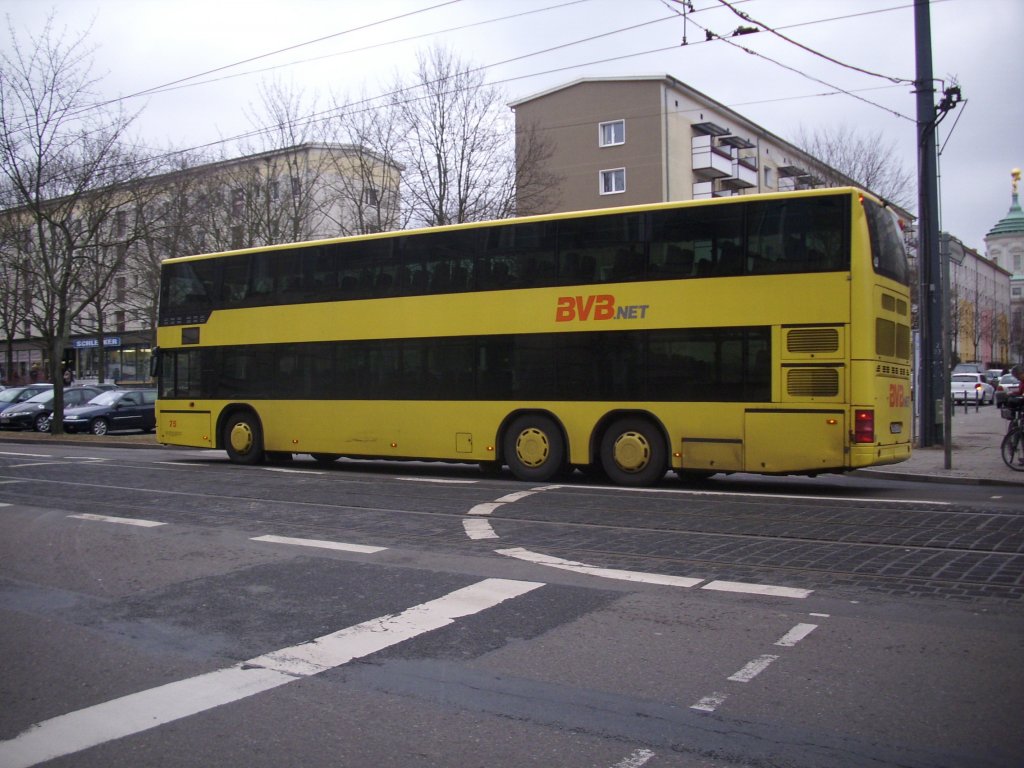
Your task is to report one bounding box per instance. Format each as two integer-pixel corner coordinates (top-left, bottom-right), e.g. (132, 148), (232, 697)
(854, 409), (875, 443)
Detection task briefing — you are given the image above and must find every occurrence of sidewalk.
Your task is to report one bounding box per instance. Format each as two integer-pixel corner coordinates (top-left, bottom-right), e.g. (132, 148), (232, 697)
(2, 407), (1022, 486)
(857, 401), (1024, 486)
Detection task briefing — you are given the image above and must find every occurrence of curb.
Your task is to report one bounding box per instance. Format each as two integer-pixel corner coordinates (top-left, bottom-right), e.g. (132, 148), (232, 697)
(852, 468), (1024, 488)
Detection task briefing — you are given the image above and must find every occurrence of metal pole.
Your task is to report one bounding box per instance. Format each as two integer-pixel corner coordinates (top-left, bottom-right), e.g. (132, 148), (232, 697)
(915, 0), (943, 447)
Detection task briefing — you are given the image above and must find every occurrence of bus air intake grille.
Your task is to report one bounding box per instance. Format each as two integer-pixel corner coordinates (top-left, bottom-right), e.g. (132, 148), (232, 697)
(787, 328), (839, 354)
(787, 368), (839, 397)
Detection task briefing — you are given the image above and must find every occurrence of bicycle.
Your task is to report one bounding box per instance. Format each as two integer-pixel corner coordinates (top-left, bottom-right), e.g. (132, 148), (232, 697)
(999, 396), (1024, 471)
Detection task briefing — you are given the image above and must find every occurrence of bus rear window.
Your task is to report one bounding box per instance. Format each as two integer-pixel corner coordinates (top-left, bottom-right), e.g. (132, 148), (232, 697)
(863, 198), (908, 285)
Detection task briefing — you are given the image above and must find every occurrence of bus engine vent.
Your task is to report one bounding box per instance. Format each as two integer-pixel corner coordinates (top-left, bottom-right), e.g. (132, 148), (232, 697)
(787, 328), (839, 354)
(787, 368), (839, 397)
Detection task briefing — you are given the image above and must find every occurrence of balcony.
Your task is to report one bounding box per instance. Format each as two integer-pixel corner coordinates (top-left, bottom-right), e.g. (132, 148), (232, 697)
(692, 181), (735, 199)
(721, 156), (758, 189)
(691, 135), (732, 179)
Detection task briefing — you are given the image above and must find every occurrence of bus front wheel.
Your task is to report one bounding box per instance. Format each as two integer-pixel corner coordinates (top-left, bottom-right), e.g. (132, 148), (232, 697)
(224, 412), (264, 465)
(503, 415), (565, 482)
(600, 418), (666, 486)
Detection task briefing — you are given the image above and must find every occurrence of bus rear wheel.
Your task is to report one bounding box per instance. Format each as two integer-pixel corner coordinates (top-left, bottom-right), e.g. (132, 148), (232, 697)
(224, 412), (264, 465)
(503, 415), (565, 482)
(600, 418), (666, 486)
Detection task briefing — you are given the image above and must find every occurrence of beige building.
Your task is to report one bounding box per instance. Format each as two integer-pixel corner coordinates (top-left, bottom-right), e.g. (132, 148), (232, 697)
(510, 75), (849, 215)
(1, 143), (400, 387)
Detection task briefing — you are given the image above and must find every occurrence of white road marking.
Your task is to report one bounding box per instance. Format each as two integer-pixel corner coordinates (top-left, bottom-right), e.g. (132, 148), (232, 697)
(67, 513), (166, 528)
(250, 534), (386, 554)
(261, 467), (322, 475)
(691, 691), (728, 712)
(702, 580), (812, 599)
(0, 451), (50, 458)
(496, 547), (704, 587)
(463, 518), (499, 540)
(611, 748), (656, 767)
(0, 578), (544, 768)
(728, 654), (780, 683)
(775, 623), (818, 647)
(494, 490), (538, 503)
(809, 612), (831, 618)
(398, 477), (478, 484)
(468, 502), (504, 516)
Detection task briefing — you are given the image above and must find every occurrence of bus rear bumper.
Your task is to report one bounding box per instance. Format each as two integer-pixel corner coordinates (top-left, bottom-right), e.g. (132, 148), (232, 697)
(850, 442), (912, 468)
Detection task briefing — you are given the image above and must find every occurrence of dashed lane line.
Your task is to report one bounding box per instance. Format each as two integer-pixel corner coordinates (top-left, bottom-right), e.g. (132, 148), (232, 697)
(0, 578), (544, 768)
(691, 615), (825, 713)
(68, 513), (166, 528)
(250, 534), (386, 554)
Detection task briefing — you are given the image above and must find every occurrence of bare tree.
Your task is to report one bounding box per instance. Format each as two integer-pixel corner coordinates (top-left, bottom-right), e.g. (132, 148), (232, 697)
(327, 88), (406, 234)
(387, 44), (558, 227)
(795, 124), (914, 209)
(0, 14), (151, 429)
(0, 211), (30, 384)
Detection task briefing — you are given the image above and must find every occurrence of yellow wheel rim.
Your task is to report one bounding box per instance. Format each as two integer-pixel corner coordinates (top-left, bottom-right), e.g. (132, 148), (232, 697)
(229, 422), (255, 455)
(613, 430), (651, 473)
(515, 427), (550, 468)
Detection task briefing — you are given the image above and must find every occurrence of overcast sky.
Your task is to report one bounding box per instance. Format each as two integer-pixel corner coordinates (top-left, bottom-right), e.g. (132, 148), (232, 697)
(3, 0), (1022, 252)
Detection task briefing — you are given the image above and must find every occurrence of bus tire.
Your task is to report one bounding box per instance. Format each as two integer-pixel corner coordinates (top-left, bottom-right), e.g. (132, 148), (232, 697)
(224, 412), (264, 465)
(503, 415), (565, 482)
(600, 417), (666, 487)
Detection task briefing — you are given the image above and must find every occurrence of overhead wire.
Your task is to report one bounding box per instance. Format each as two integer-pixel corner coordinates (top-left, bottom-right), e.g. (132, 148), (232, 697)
(660, 0), (914, 122)
(10, 0), (923, 179)
(708, 0), (913, 84)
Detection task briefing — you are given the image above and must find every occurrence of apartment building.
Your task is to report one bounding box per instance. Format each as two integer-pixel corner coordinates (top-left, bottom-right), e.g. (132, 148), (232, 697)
(510, 75), (855, 215)
(1, 143), (400, 387)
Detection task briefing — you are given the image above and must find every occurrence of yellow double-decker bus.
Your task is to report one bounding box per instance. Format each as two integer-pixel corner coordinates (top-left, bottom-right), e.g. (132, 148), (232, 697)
(154, 187), (911, 486)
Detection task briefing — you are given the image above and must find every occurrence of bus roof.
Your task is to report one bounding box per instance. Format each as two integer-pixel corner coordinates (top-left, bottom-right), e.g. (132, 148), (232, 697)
(162, 186), (879, 265)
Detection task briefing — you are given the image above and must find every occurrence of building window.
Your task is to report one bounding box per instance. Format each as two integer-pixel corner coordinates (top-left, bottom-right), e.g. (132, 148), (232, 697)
(600, 168), (626, 195)
(764, 166), (774, 188)
(599, 120), (625, 147)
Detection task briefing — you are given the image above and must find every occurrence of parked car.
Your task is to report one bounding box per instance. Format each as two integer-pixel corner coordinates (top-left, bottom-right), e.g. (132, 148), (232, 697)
(0, 386), (105, 431)
(950, 373), (994, 405)
(984, 368), (1004, 386)
(62, 389), (157, 435)
(994, 374), (1022, 407)
(0, 383), (54, 415)
(953, 362), (985, 375)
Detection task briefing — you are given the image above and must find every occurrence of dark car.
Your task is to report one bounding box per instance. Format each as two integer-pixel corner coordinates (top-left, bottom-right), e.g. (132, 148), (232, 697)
(0, 383), (55, 415)
(995, 374), (1021, 407)
(0, 386), (104, 432)
(63, 389), (157, 435)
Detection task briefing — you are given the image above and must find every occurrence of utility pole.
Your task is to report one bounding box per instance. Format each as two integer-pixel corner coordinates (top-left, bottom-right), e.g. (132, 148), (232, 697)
(914, 0), (964, 448)
(914, 0), (942, 447)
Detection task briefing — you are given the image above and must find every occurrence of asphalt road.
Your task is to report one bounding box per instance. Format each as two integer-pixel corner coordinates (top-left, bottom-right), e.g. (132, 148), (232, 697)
(1, 443), (1022, 768)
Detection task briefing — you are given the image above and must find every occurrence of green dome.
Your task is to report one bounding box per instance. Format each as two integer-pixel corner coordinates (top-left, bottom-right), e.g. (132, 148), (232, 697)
(988, 192), (1024, 237)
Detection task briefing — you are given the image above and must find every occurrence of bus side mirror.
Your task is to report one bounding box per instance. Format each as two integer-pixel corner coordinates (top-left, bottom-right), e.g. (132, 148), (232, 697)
(150, 350), (161, 378)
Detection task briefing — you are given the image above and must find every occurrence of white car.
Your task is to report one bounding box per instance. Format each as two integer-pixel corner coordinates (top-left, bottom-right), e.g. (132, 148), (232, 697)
(950, 373), (994, 405)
